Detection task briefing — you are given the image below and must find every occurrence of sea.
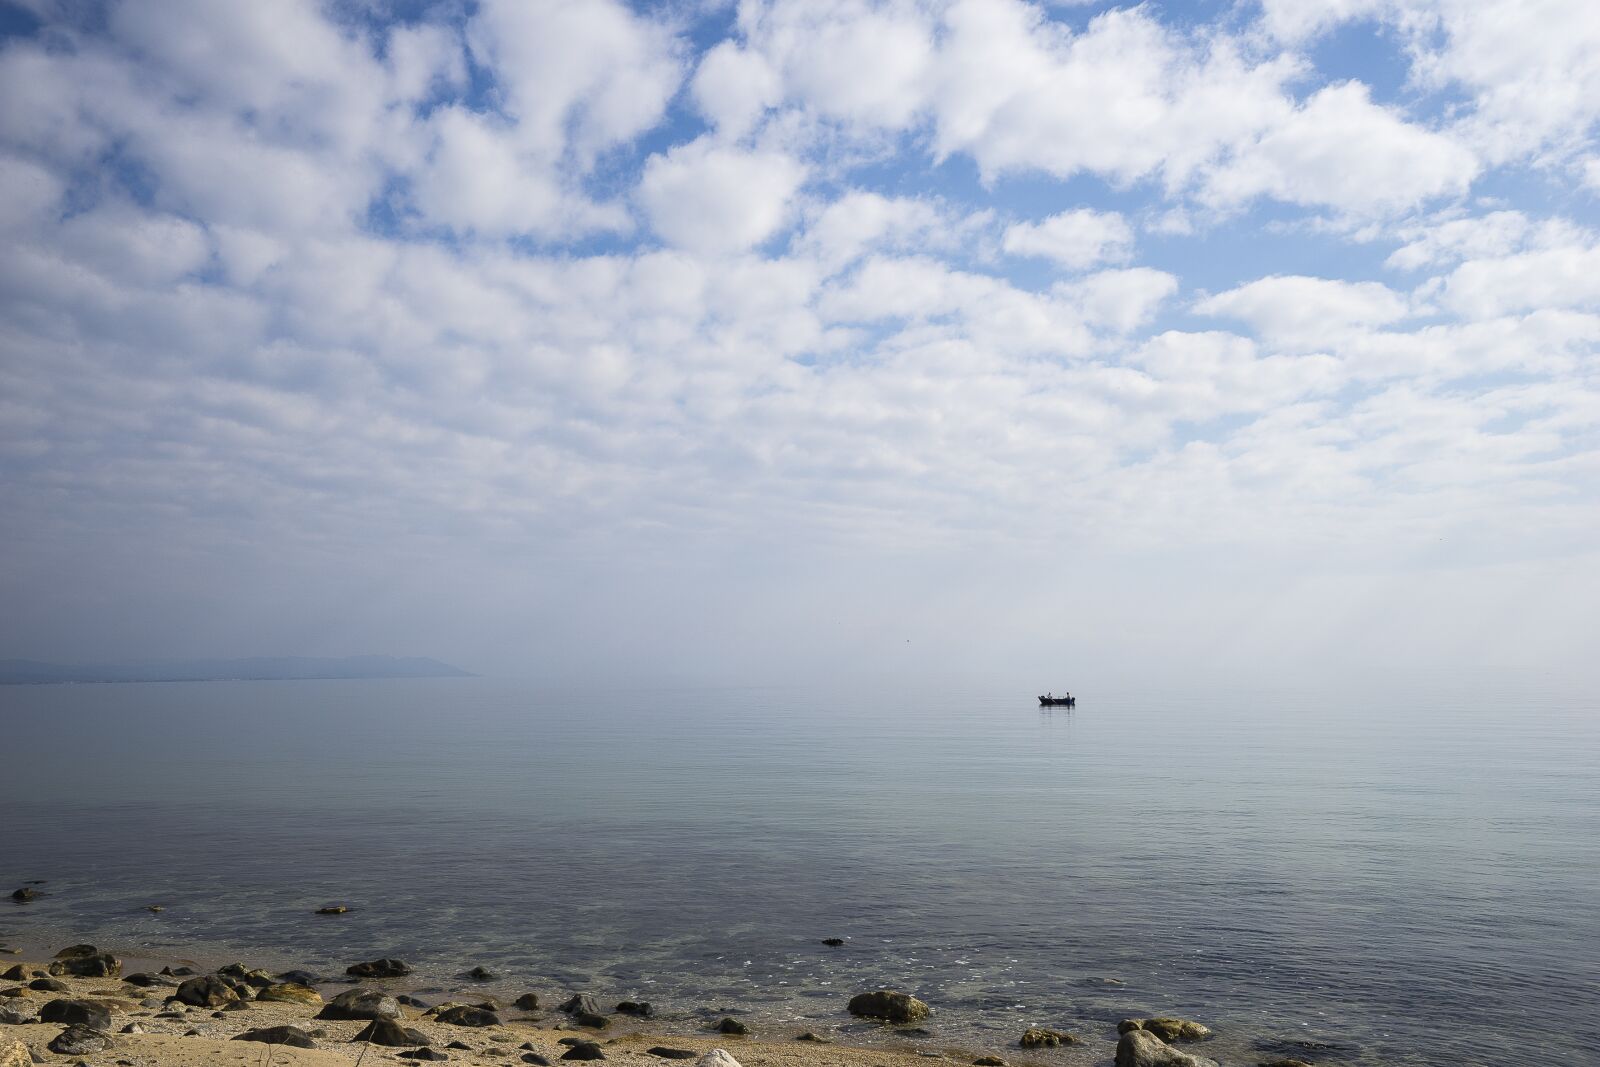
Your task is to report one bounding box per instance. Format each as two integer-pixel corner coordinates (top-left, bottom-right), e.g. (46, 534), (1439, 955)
(3, 673), (1597, 1066)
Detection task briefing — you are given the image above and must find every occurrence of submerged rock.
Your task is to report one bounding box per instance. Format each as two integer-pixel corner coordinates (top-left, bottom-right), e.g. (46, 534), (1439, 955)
(1120, 1019), (1212, 1043)
(39, 1000), (112, 1029)
(354, 1018), (432, 1046)
(47, 1024), (114, 1056)
(173, 976), (239, 1007)
(234, 1025), (318, 1049)
(318, 989), (402, 1020)
(1115, 1030), (1218, 1067)
(347, 958), (412, 979)
(1019, 1027), (1076, 1048)
(847, 990), (930, 1024)
(466, 966), (497, 981)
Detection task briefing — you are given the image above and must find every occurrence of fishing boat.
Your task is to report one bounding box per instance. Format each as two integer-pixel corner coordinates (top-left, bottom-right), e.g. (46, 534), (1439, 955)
(1038, 693), (1075, 706)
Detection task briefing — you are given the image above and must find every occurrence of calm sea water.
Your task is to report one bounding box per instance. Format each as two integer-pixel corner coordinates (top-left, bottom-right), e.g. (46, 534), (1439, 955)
(3, 675), (1597, 1066)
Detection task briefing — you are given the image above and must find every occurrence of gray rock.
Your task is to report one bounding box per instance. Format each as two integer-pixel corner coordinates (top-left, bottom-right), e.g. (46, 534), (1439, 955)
(49, 952), (121, 979)
(28, 979), (68, 993)
(435, 1005), (500, 1027)
(354, 1018), (432, 1046)
(847, 990), (930, 1024)
(0, 1008), (32, 1025)
(39, 1000), (112, 1030)
(522, 1055), (552, 1066)
(47, 1025), (113, 1056)
(515, 994), (541, 1011)
(574, 1012), (609, 1029)
(558, 995), (601, 1017)
(1114, 1030), (1218, 1067)
(318, 988), (402, 1020)
(697, 1051), (742, 1067)
(119, 1023), (145, 1034)
(233, 1025), (318, 1049)
(404, 1050), (450, 1061)
(1119, 1019), (1212, 1043)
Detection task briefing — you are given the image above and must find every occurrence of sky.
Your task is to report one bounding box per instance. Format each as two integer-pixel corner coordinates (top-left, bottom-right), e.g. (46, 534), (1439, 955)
(0, 0), (1597, 686)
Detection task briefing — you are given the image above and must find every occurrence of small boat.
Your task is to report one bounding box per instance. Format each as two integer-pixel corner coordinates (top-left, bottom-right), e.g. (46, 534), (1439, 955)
(1038, 694), (1075, 706)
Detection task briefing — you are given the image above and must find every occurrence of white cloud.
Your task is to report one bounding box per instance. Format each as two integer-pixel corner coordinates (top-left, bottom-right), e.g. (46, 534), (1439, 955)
(1385, 210), (1531, 270)
(1056, 267), (1178, 333)
(692, 42), (782, 140)
(0, 154), (62, 231)
(1003, 209), (1134, 271)
(1201, 82), (1479, 215)
(1430, 244), (1600, 318)
(638, 138), (806, 255)
(1196, 275), (1410, 346)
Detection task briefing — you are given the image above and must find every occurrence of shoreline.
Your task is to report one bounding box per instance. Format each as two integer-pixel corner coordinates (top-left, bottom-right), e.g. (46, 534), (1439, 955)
(0, 935), (1274, 1067)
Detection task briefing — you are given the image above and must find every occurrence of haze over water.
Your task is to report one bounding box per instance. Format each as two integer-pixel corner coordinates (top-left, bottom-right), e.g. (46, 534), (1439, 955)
(5, 673), (1596, 1067)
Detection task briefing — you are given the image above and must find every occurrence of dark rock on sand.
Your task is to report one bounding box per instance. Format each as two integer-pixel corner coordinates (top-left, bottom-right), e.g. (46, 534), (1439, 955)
(404, 1050), (450, 1061)
(647, 1048), (696, 1059)
(122, 973), (176, 988)
(447, 1040), (473, 1049)
(0, 969), (23, 983)
(847, 991), (930, 1024)
(559, 995), (601, 1017)
(354, 1018), (432, 1046)
(347, 958), (412, 979)
(615, 1001), (653, 1018)
(48, 1024), (114, 1055)
(163, 966), (196, 977)
(560, 1041), (605, 1061)
(173, 976), (239, 1007)
(29, 979), (69, 993)
(0, 1007), (32, 1025)
(515, 994), (541, 1011)
(466, 967), (497, 981)
(39, 1000), (112, 1029)
(234, 1025), (318, 1049)
(1120, 1019), (1212, 1043)
(1019, 1028), (1076, 1048)
(399, 995), (431, 1008)
(9, 890), (36, 904)
(49, 953), (121, 979)
(821, 938), (845, 947)
(795, 1033), (830, 1043)
(318, 989), (402, 1021)
(715, 1017), (749, 1035)
(973, 1058), (1005, 1066)
(277, 970), (319, 986)
(574, 1012), (609, 1029)
(257, 983), (323, 1006)
(53, 946), (98, 960)
(435, 1005), (501, 1027)
(1115, 1030), (1218, 1067)
(523, 1055), (552, 1065)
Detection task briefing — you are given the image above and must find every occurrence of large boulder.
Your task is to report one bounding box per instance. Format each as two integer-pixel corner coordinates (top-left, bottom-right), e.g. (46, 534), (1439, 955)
(257, 983), (323, 1006)
(39, 999), (112, 1029)
(347, 958), (412, 978)
(435, 1005), (500, 1027)
(173, 975), (240, 1007)
(49, 952), (122, 978)
(1119, 1019), (1212, 1043)
(1115, 1030), (1218, 1067)
(48, 1024), (114, 1056)
(318, 988), (402, 1020)
(847, 990), (930, 1024)
(234, 1025), (318, 1049)
(354, 1018), (432, 1046)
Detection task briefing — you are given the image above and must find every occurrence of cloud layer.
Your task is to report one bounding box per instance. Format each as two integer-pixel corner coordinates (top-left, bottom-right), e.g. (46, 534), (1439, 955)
(1, 0), (1597, 682)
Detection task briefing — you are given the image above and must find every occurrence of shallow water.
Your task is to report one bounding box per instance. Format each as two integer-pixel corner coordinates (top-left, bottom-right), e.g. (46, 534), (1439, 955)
(3, 674), (1597, 1066)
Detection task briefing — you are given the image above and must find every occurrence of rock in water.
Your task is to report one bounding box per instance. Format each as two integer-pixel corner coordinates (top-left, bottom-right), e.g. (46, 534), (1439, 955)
(0, 1039), (29, 1067)
(257, 982), (323, 1006)
(560, 1041), (605, 1061)
(47, 1024), (114, 1056)
(821, 938), (845, 947)
(233, 1025), (318, 1049)
(697, 1051), (743, 1067)
(466, 966), (496, 981)
(515, 993), (541, 1010)
(354, 1018), (432, 1046)
(316, 905), (349, 914)
(1119, 1019), (1212, 1043)
(39, 1000), (113, 1029)
(318, 989), (402, 1020)
(435, 1005), (501, 1027)
(49, 952), (122, 978)
(1019, 1028), (1076, 1048)
(616, 1000), (653, 1018)
(8, 890), (36, 903)
(52, 945), (98, 960)
(1114, 1030), (1218, 1067)
(847, 990), (931, 1024)
(347, 958), (412, 978)
(715, 1018), (748, 1035)
(558, 994), (601, 1016)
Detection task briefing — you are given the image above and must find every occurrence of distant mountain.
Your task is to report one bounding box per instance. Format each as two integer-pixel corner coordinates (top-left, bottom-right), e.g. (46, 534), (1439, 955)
(0, 655), (473, 685)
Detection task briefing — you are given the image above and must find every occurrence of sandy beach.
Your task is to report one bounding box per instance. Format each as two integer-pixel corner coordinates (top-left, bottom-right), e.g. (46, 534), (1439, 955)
(0, 941), (1246, 1067)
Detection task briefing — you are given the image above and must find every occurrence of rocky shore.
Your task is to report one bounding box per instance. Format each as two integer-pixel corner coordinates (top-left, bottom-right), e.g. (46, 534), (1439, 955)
(0, 941), (1312, 1067)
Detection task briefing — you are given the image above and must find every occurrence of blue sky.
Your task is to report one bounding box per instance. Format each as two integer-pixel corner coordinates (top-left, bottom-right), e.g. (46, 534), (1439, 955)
(1, 0), (1597, 683)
